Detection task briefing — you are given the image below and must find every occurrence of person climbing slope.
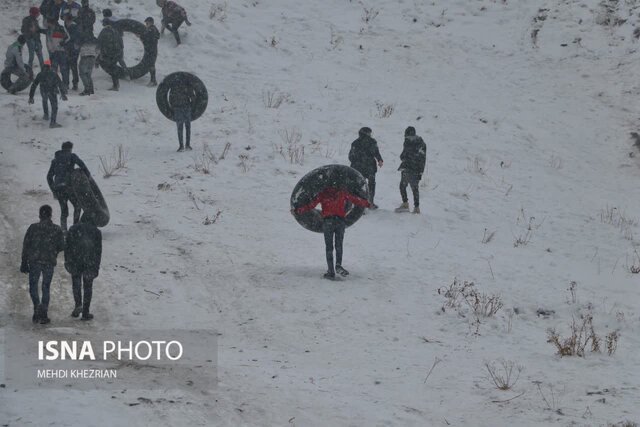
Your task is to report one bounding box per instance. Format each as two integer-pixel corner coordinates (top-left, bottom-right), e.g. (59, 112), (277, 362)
(294, 185), (370, 279)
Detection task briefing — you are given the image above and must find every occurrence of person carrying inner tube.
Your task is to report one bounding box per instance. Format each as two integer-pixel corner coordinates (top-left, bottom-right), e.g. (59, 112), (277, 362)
(170, 81), (195, 151)
(46, 141), (91, 231)
(158, 0), (191, 46)
(349, 127), (383, 209)
(294, 185), (370, 280)
(29, 58), (68, 128)
(3, 35), (29, 94)
(96, 17), (126, 91)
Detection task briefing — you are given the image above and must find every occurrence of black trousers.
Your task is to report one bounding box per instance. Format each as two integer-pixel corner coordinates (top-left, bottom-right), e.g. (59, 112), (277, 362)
(400, 171), (420, 207)
(323, 216), (345, 274)
(41, 90), (58, 124)
(72, 272), (95, 316)
(163, 19), (184, 44)
(54, 187), (80, 231)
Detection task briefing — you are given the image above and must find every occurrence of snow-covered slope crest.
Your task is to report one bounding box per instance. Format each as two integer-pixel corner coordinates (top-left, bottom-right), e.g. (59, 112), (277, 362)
(1, 0), (640, 425)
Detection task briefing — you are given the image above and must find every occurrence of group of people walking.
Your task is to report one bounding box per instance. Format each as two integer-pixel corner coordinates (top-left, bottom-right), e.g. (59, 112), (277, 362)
(294, 126), (427, 279)
(3, 0), (191, 128)
(348, 126), (427, 214)
(21, 142), (102, 324)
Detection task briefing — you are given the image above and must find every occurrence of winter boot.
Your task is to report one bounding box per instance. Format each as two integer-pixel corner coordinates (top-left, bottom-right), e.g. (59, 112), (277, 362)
(39, 308), (50, 324)
(323, 271), (336, 280)
(412, 206), (421, 214)
(369, 203), (379, 210)
(71, 306), (82, 318)
(32, 305), (41, 323)
(49, 122), (62, 129)
(81, 313), (94, 321)
(395, 202), (409, 213)
(177, 144), (184, 152)
(336, 265), (349, 276)
(72, 83), (78, 91)
(185, 144), (192, 151)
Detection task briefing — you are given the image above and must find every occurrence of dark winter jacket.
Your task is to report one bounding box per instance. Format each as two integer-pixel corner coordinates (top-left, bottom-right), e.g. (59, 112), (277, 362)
(64, 222), (102, 276)
(21, 218), (65, 268)
(59, 1), (81, 20)
(169, 84), (194, 108)
(97, 25), (123, 60)
(297, 187), (370, 218)
(46, 149), (90, 192)
(77, 6), (95, 35)
(21, 16), (46, 41)
(29, 68), (66, 98)
(162, 1), (188, 24)
(64, 20), (81, 53)
(141, 25), (160, 55)
(40, 0), (62, 21)
(349, 135), (383, 177)
(399, 135), (427, 176)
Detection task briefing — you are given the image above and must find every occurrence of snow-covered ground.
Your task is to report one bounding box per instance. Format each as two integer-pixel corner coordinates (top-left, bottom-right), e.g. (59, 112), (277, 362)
(1, 0), (640, 425)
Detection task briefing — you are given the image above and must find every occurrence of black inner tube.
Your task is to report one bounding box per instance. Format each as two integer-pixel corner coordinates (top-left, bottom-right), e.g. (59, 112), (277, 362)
(290, 164), (369, 233)
(156, 71), (208, 122)
(99, 19), (152, 80)
(0, 65), (33, 92)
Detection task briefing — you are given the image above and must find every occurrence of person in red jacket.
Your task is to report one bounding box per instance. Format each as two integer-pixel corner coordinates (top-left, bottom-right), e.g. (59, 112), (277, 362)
(295, 187), (369, 279)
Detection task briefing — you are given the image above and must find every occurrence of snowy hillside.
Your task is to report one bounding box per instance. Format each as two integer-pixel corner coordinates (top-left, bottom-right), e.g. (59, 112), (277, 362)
(1, 0), (640, 425)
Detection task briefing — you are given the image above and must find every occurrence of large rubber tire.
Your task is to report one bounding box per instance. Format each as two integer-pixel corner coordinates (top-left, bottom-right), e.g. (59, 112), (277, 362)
(69, 169), (110, 227)
(156, 72), (208, 122)
(99, 19), (152, 80)
(0, 65), (33, 92)
(290, 164), (369, 233)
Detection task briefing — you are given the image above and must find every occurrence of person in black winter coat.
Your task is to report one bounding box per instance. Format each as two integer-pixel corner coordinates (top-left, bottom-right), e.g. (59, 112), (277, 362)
(396, 126), (427, 214)
(141, 17), (159, 86)
(21, 205), (65, 324)
(46, 141), (91, 231)
(63, 14), (81, 90)
(96, 19), (126, 90)
(40, 0), (63, 22)
(348, 127), (383, 208)
(29, 59), (68, 128)
(22, 7), (47, 69)
(65, 220), (101, 320)
(169, 83), (195, 151)
(77, 0), (95, 36)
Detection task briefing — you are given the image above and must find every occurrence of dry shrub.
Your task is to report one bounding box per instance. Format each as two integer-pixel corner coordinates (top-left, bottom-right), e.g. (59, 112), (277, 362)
(485, 359), (523, 390)
(547, 314), (619, 357)
(99, 144), (128, 178)
(438, 278), (503, 318)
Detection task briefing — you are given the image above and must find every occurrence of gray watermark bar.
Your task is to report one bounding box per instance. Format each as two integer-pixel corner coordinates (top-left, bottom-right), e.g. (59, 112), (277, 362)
(1, 328), (217, 391)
